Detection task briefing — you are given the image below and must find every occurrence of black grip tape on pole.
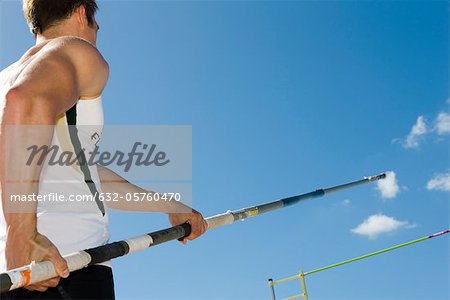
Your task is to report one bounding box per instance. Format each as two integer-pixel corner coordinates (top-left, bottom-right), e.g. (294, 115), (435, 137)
(85, 241), (130, 266)
(177, 223), (192, 241)
(149, 223), (191, 246)
(0, 273), (13, 293)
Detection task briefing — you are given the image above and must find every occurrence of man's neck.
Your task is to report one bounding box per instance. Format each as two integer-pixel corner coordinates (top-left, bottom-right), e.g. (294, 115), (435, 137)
(35, 24), (82, 45)
(36, 33), (94, 47)
(36, 29), (62, 45)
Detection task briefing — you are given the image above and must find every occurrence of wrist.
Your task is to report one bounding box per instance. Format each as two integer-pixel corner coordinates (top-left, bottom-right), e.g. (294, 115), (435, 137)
(6, 214), (37, 239)
(165, 201), (192, 214)
(6, 228), (38, 247)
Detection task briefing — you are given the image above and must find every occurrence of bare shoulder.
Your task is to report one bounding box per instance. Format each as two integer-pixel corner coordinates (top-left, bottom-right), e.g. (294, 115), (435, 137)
(46, 37), (105, 59)
(45, 37), (108, 72)
(44, 37), (109, 98)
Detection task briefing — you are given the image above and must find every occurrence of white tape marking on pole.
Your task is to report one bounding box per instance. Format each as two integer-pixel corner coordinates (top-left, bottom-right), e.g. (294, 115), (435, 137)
(29, 261), (56, 285)
(9, 267), (28, 290)
(28, 251), (92, 285)
(65, 251), (92, 272)
(206, 211), (234, 230)
(125, 235), (154, 253)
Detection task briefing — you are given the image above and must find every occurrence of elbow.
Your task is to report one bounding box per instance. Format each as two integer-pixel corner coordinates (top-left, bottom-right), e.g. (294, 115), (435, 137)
(3, 88), (26, 124)
(4, 87), (21, 106)
(3, 88), (56, 125)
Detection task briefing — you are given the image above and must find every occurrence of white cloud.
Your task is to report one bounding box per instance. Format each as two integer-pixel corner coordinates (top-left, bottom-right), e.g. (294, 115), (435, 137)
(400, 100), (450, 149)
(403, 116), (427, 149)
(435, 112), (450, 135)
(376, 171), (400, 199)
(342, 199), (351, 206)
(426, 172), (450, 192)
(351, 214), (410, 239)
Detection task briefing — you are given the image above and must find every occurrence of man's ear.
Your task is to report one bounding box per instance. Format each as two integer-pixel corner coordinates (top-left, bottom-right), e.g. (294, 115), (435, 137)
(74, 5), (88, 28)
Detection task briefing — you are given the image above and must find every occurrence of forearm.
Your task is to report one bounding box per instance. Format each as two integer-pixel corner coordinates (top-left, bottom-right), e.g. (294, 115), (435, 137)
(97, 164), (191, 213)
(3, 208), (38, 261)
(2, 183), (38, 234)
(1, 88), (56, 240)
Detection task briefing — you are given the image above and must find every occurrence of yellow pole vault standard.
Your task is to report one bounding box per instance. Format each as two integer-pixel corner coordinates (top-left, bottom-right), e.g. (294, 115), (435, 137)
(268, 229), (449, 300)
(299, 271), (308, 300)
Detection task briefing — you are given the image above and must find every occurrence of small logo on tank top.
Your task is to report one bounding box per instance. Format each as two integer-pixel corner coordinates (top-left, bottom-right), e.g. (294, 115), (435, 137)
(91, 132), (101, 146)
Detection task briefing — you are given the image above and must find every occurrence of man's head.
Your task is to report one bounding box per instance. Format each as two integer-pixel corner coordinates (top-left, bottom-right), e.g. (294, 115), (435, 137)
(23, 0), (99, 45)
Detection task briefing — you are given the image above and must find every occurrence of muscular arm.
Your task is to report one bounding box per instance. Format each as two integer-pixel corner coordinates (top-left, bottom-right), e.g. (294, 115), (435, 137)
(97, 164), (191, 213)
(0, 37), (108, 290)
(1, 54), (77, 243)
(97, 165), (207, 243)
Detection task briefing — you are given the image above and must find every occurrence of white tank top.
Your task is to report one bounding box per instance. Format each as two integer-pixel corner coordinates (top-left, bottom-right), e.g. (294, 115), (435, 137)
(0, 63), (110, 272)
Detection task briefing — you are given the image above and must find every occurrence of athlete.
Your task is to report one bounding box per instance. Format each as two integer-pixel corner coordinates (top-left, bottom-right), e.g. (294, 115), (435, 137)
(0, 0), (207, 299)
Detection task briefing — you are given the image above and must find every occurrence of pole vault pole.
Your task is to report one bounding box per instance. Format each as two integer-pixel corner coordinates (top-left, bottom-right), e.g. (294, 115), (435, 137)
(0, 173), (386, 293)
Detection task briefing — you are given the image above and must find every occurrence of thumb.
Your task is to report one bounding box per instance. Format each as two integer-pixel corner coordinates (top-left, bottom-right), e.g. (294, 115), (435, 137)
(48, 248), (69, 278)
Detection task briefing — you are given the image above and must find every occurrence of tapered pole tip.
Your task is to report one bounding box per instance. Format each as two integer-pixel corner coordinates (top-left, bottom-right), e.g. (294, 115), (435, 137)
(365, 173), (387, 182)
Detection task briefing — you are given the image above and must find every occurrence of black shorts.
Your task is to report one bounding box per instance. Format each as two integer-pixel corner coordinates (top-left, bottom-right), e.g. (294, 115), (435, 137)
(0, 265), (115, 300)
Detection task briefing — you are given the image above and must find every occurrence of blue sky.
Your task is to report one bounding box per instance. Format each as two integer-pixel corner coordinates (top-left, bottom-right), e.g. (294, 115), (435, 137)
(1, 0), (448, 299)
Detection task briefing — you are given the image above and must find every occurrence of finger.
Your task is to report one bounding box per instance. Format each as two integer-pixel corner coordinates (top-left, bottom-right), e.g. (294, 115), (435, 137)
(198, 214), (207, 233)
(24, 277), (60, 291)
(186, 224), (198, 240)
(198, 213), (207, 235)
(196, 216), (207, 235)
(188, 216), (202, 235)
(41, 277), (60, 288)
(201, 219), (208, 233)
(46, 248), (69, 278)
(187, 222), (203, 240)
(25, 284), (48, 292)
